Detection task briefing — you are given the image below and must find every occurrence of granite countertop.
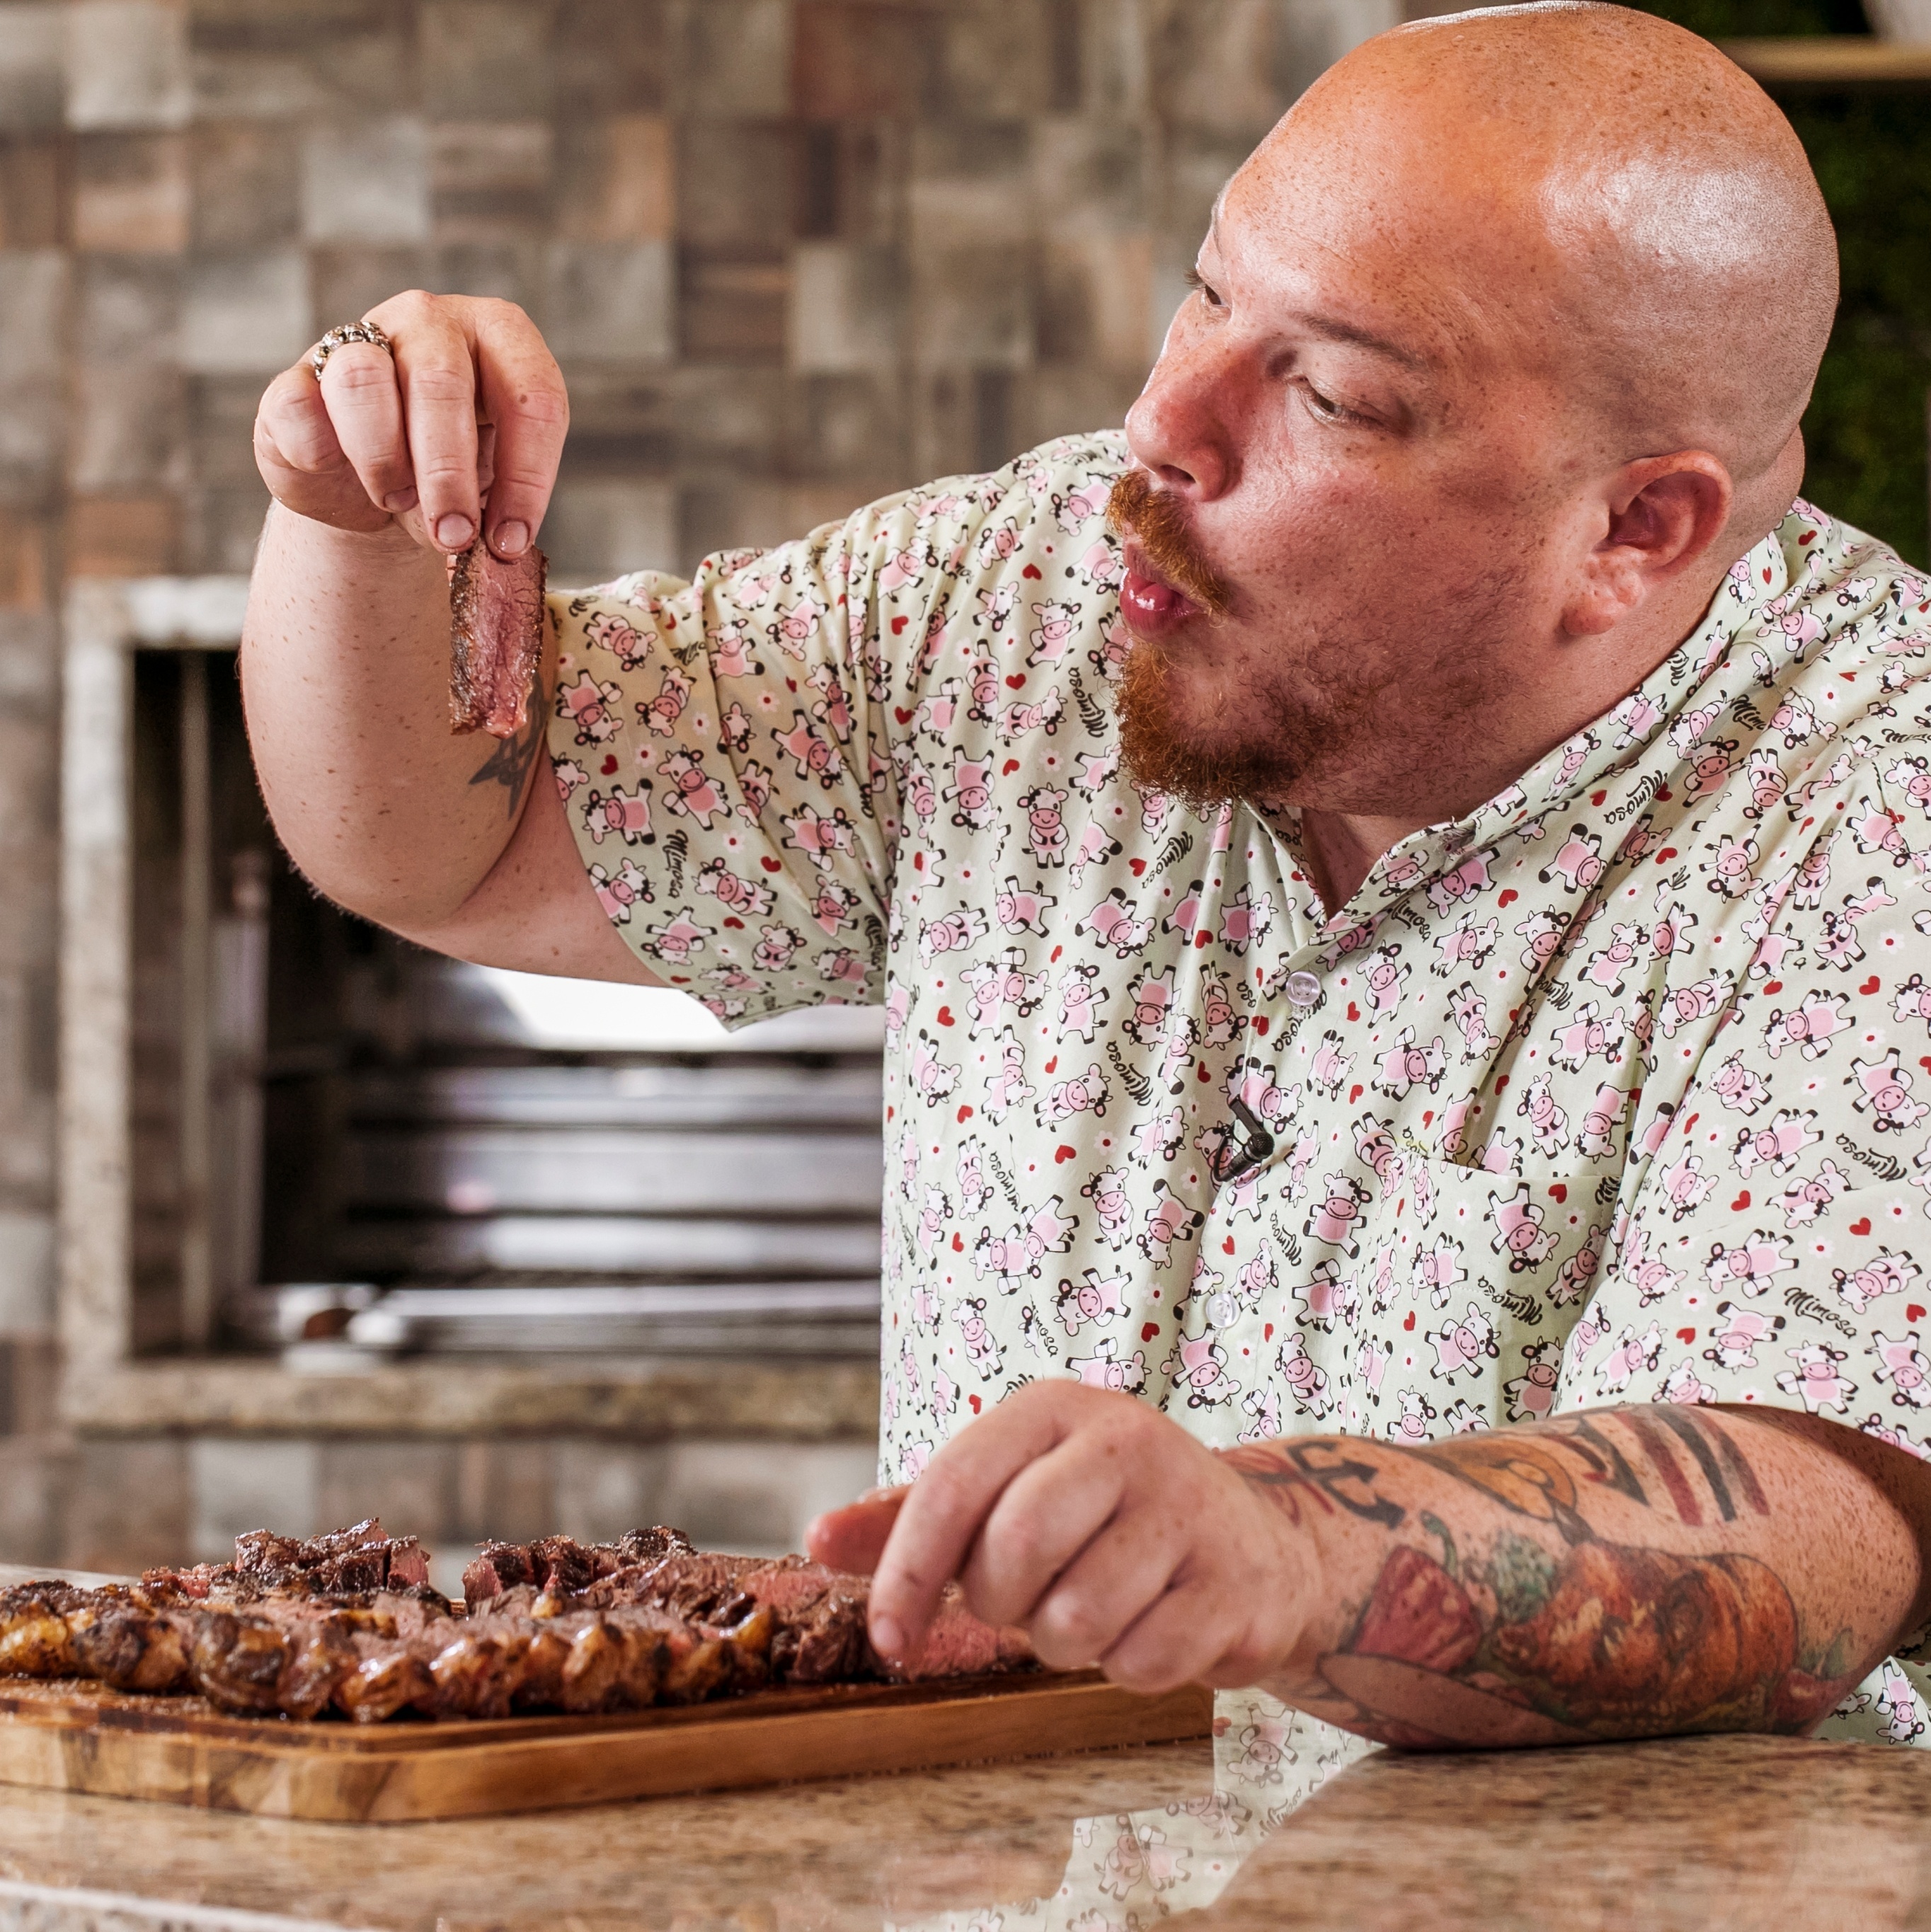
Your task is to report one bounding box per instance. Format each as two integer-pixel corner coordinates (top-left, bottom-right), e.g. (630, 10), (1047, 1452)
(0, 1727), (1921, 1930)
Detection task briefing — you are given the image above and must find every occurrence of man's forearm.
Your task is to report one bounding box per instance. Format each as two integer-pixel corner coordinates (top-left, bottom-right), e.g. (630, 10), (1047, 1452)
(241, 503), (554, 929)
(1228, 1405), (1929, 1749)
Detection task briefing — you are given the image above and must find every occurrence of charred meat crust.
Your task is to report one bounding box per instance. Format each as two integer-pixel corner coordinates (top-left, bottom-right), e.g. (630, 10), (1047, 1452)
(448, 540), (548, 738)
(0, 1522), (1034, 1723)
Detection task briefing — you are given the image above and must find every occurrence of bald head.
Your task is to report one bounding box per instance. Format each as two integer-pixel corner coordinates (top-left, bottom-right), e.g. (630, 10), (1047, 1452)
(1257, 1), (1837, 530)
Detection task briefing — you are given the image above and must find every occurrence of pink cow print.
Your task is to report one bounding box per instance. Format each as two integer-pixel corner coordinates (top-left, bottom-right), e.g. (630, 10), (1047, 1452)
(1055, 962), (1107, 1042)
(1540, 824), (1606, 894)
(1055, 1267), (1130, 1338)
(1550, 1001), (1626, 1072)
(1516, 1075), (1569, 1158)
(973, 1197), (1077, 1294)
(1025, 600), (1081, 667)
(1578, 1083), (1628, 1159)
(752, 922), (801, 973)
(1731, 1108), (1820, 1179)
(558, 669), (624, 744)
(1657, 1151), (1715, 1219)
(1067, 1336), (1148, 1394)
(994, 876), (1056, 936)
(1080, 1163), (1132, 1249)
(1433, 914), (1499, 975)
(1871, 1330), (1931, 1410)
(1164, 1333), (1238, 1408)
(1385, 1388), (1438, 1442)
(637, 666), (692, 737)
(1374, 1028), (1448, 1100)
(1595, 1320), (1666, 1396)
(1832, 1248), (1918, 1316)
(1079, 889), (1155, 958)
(1239, 1385), (1285, 1442)
(1293, 1260), (1358, 1334)
(1553, 1221), (1609, 1307)
(1413, 1237), (1467, 1310)
(907, 1029), (961, 1107)
(1582, 922), (1644, 994)
(1778, 1158), (1850, 1229)
(1218, 885), (1273, 954)
(1704, 1231), (1792, 1299)
(981, 1031), (1036, 1123)
(1503, 1340), (1561, 1422)
(1305, 1174), (1370, 1258)
(1651, 975), (1729, 1041)
(1850, 1050), (1930, 1132)
(961, 949), (1045, 1034)
(1893, 973), (1931, 1033)
(1449, 984), (1498, 1060)
(694, 857), (774, 919)
(1428, 1303), (1500, 1384)
(955, 1298), (1004, 1379)
(1067, 820), (1123, 885)
(582, 783), (653, 847)
(1489, 1184), (1559, 1272)
(917, 905), (988, 967)
(1703, 1301), (1784, 1371)
(1711, 1052), (1770, 1115)
(1139, 1185), (1205, 1270)
(1763, 991), (1852, 1061)
(1274, 1333), (1336, 1419)
(658, 748), (726, 827)
(1428, 851), (1493, 916)
(1002, 686), (1064, 738)
(1042, 1063), (1109, 1125)
(1775, 1342), (1856, 1415)
(588, 857), (652, 924)
(942, 749), (997, 829)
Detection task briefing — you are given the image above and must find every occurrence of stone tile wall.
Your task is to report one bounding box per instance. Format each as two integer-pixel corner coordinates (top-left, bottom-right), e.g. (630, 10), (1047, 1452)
(0, 0), (1396, 1571)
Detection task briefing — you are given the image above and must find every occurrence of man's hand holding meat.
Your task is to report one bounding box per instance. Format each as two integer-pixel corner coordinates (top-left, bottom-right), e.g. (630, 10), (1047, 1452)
(244, 2), (1931, 1756)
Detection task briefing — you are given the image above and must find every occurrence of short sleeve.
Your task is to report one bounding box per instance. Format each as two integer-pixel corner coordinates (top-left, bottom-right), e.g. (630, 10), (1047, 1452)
(1558, 751), (1931, 1461)
(544, 510), (908, 1025)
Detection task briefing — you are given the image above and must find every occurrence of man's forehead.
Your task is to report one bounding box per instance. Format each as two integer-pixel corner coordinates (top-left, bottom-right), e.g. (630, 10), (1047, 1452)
(1204, 164), (1486, 381)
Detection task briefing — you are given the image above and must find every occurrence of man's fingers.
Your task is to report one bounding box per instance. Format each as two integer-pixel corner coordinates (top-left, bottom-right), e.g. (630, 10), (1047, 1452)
(472, 301), (568, 557)
(380, 306), (481, 551)
(254, 365), (394, 535)
(868, 1389), (1079, 1665)
(317, 343), (413, 514)
(1018, 1497), (1188, 1672)
(804, 1489), (905, 1575)
(1098, 1576), (1253, 1698)
(959, 1436), (1130, 1630)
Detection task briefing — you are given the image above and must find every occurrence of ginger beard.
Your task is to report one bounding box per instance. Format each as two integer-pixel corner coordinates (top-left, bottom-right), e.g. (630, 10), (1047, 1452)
(1107, 469), (1532, 818)
(1108, 467), (1379, 812)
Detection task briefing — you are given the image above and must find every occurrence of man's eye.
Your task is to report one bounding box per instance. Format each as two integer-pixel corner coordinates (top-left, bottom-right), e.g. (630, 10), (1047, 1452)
(1298, 380), (1352, 425)
(1186, 268), (1225, 309)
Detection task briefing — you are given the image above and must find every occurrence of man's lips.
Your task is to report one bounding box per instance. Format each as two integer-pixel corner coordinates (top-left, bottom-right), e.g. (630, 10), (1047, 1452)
(1121, 551), (1204, 640)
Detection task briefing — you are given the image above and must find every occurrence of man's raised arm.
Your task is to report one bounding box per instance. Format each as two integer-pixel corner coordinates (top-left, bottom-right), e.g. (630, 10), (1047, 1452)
(811, 1385), (1931, 1748)
(242, 290), (656, 983)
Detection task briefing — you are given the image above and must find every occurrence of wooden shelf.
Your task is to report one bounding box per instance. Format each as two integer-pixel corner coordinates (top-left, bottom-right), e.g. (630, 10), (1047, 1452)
(1724, 37), (1931, 84)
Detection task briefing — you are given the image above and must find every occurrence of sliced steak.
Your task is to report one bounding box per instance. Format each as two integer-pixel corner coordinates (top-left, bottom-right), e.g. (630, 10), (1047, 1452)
(449, 540), (548, 738)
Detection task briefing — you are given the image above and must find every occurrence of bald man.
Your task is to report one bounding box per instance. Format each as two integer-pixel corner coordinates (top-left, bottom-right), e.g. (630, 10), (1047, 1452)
(244, 3), (1931, 1752)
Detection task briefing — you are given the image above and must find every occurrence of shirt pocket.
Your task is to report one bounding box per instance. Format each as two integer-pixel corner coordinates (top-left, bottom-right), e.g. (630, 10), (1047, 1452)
(1336, 1150), (1617, 1436)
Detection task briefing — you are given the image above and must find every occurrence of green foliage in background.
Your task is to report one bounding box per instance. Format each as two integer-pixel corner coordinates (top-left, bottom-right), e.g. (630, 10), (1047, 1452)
(1638, 0), (1931, 565)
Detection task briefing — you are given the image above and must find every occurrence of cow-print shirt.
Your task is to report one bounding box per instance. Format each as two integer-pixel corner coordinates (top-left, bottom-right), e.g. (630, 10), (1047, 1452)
(549, 430), (1931, 1747)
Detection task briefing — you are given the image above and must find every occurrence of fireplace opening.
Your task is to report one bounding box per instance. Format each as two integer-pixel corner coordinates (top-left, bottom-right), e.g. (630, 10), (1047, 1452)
(128, 646), (883, 1368)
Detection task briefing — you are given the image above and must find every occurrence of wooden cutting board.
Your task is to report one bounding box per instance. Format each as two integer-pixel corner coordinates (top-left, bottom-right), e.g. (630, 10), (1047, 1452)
(0, 1671), (1213, 1824)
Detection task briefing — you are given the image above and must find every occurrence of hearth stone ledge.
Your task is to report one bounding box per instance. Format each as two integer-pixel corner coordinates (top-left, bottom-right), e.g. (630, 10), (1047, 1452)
(59, 1356), (881, 1439)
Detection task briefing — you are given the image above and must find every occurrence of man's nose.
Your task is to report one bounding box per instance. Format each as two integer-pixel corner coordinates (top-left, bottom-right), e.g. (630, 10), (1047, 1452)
(1123, 322), (1237, 501)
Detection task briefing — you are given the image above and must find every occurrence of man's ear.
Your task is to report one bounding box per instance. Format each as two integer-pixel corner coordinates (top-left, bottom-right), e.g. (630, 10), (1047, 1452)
(1561, 452), (1734, 638)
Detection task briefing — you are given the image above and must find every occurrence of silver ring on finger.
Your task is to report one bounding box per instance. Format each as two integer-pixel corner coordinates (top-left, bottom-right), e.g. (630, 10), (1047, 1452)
(309, 321), (394, 384)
